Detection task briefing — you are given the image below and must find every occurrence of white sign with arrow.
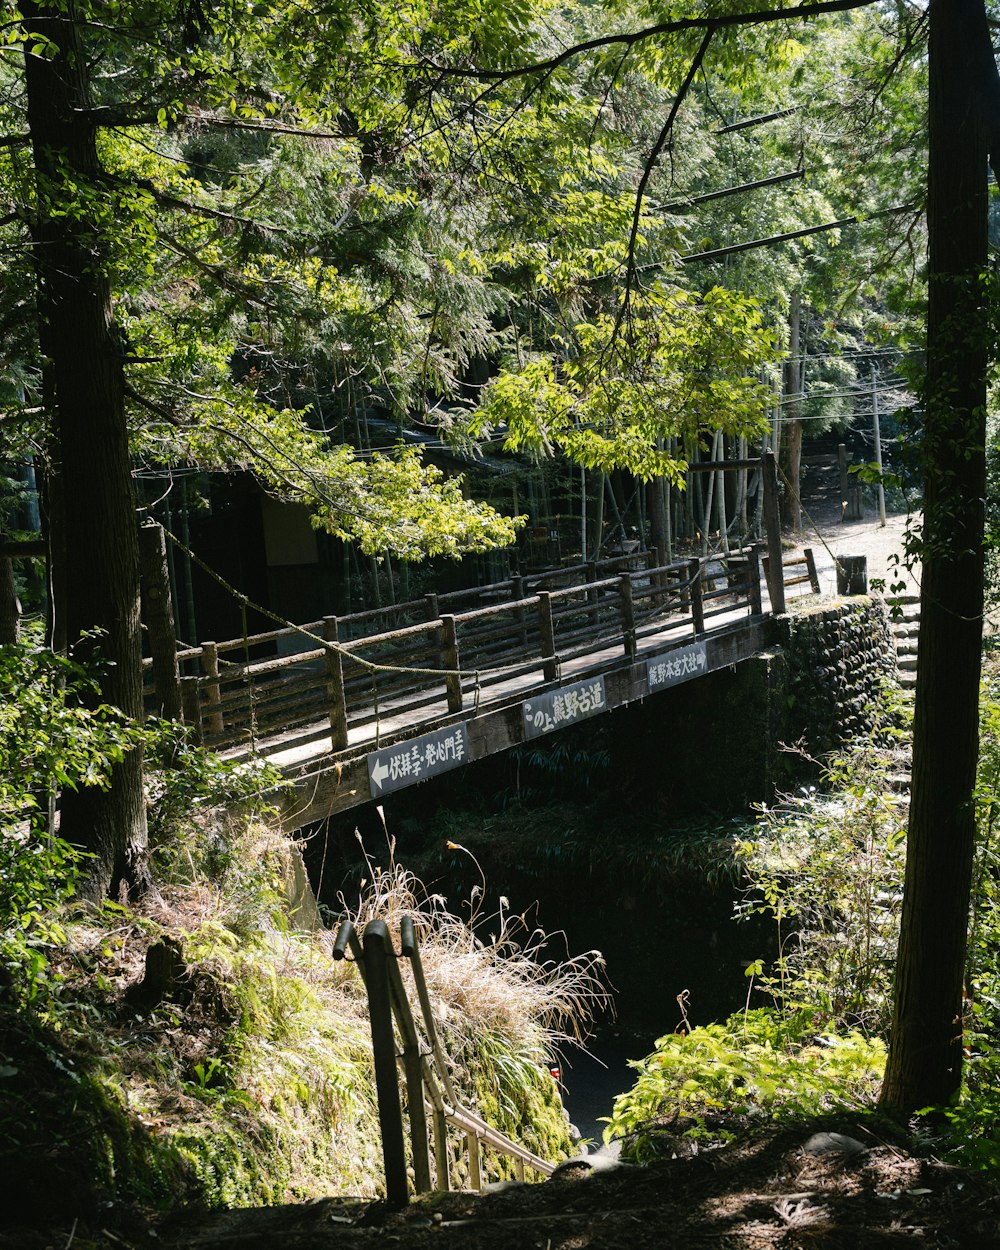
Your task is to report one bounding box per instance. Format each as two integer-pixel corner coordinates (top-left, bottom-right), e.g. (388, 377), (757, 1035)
(367, 723), (471, 799)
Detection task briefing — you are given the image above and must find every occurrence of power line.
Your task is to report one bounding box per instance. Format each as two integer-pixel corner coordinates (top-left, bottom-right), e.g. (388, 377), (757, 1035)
(653, 168), (805, 213)
(679, 202), (916, 264)
(716, 107), (798, 134)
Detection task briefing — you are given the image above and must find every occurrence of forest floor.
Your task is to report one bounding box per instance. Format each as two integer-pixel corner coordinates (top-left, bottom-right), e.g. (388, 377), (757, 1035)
(7, 1117), (1000, 1250)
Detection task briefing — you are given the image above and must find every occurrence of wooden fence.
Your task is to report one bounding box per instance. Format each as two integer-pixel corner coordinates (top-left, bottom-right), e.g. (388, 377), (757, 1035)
(333, 915), (555, 1206)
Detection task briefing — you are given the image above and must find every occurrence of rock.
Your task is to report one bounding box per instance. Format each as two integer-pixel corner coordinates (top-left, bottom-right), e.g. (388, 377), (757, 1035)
(803, 1131), (868, 1158)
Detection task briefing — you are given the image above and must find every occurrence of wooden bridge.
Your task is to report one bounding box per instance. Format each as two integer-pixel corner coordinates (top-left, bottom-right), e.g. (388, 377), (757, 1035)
(143, 457), (817, 828)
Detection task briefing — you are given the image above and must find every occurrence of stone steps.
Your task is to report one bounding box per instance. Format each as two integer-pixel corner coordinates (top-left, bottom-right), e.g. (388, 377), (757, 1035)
(887, 596), (919, 689)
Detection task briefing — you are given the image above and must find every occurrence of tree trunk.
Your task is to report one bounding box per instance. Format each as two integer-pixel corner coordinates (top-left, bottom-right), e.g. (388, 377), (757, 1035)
(22, 2), (151, 900)
(879, 0), (989, 1115)
(0, 556), (20, 643)
(648, 472), (667, 567)
(139, 522), (183, 723)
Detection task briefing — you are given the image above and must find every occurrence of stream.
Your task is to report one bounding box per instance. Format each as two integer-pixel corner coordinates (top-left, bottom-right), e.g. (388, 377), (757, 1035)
(557, 1031), (654, 1147)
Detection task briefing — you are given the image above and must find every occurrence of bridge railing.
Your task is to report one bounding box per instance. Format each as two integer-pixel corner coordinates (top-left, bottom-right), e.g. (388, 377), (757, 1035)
(170, 544), (764, 755)
(166, 548), (661, 674)
(144, 454), (789, 752)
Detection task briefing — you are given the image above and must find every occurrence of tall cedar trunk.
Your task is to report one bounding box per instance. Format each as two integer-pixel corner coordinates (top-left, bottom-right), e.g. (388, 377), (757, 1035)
(22, 2), (151, 899)
(0, 556), (20, 643)
(879, 0), (989, 1114)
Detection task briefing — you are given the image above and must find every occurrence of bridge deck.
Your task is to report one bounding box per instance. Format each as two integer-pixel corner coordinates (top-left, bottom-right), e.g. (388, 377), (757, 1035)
(250, 597), (745, 774)
(148, 530), (805, 824)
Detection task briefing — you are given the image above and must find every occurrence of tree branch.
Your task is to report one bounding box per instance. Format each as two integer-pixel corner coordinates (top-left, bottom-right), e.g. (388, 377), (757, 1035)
(180, 110), (349, 141)
(409, 0), (879, 83)
(156, 233), (282, 312)
(623, 28), (713, 297)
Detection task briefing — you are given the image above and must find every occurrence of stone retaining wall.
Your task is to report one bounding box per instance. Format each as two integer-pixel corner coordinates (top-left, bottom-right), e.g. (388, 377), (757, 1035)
(775, 596), (899, 760)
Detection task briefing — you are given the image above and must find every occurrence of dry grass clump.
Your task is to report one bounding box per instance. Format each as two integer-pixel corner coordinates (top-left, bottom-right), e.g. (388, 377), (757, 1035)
(340, 838), (612, 1059)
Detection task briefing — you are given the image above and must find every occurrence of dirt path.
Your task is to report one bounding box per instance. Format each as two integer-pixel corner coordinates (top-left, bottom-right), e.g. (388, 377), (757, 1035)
(788, 495), (920, 600)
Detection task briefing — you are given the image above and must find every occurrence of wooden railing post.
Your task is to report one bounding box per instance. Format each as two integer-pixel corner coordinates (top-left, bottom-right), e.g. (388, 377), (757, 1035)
(424, 592), (439, 622)
(618, 575), (636, 660)
(536, 592), (558, 681)
(180, 676), (203, 744)
(199, 641), (224, 735)
(511, 575), (527, 645)
(804, 547), (821, 594)
(439, 614), (463, 714)
(586, 561), (599, 607)
(138, 521), (182, 721)
(762, 451), (786, 614)
(323, 616), (349, 751)
(383, 943), (432, 1196)
(748, 547), (764, 616)
(400, 917), (453, 1191)
(467, 1131), (483, 1190)
(361, 921), (409, 1209)
(688, 560), (705, 635)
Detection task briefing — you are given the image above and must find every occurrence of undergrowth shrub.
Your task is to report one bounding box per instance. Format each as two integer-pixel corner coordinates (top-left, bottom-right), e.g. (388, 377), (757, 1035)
(606, 723), (906, 1159)
(943, 664), (1000, 1170)
(606, 679), (1000, 1172)
(1, 641), (148, 1003)
(608, 1010), (885, 1160)
(735, 738), (908, 1034)
(3, 737), (604, 1217)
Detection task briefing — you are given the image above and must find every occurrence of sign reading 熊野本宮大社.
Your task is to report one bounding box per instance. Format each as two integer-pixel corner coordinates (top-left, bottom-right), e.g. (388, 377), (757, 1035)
(646, 641), (709, 691)
(367, 724), (470, 797)
(523, 676), (607, 739)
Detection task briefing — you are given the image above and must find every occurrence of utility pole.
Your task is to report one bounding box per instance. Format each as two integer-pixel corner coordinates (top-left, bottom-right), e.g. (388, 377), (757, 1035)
(872, 369), (887, 526)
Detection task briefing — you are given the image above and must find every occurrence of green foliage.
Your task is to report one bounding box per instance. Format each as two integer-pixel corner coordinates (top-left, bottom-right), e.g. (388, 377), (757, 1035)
(0, 642), (145, 832)
(937, 666), (1000, 1169)
(929, 1057), (1000, 1174)
(605, 730), (906, 1162)
(0, 642), (147, 1001)
(606, 1009), (885, 1160)
(607, 672), (1000, 1175)
(735, 743), (908, 1034)
(147, 722), (284, 832)
(474, 286), (775, 480)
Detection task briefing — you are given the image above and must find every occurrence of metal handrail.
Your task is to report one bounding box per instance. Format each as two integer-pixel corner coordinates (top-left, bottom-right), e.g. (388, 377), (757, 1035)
(332, 915), (555, 1207)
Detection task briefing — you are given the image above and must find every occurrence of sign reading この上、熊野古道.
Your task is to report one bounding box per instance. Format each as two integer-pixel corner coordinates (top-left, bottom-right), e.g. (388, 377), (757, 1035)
(522, 676), (607, 739)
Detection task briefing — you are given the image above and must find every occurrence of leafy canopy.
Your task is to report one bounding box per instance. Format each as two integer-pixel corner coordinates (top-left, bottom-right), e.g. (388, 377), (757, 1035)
(473, 286), (775, 479)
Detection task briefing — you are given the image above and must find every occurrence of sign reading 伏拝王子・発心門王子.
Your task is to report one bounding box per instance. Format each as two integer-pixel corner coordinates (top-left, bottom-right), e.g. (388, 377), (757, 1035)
(523, 676), (607, 739)
(367, 723), (470, 797)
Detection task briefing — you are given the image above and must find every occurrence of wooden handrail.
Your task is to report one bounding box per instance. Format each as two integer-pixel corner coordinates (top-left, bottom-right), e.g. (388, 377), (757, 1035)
(333, 916), (556, 1206)
(147, 473), (773, 747)
(163, 546), (761, 748)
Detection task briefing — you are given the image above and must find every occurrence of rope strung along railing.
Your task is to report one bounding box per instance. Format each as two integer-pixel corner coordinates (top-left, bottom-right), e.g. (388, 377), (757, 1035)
(140, 454), (785, 752)
(332, 915), (555, 1208)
